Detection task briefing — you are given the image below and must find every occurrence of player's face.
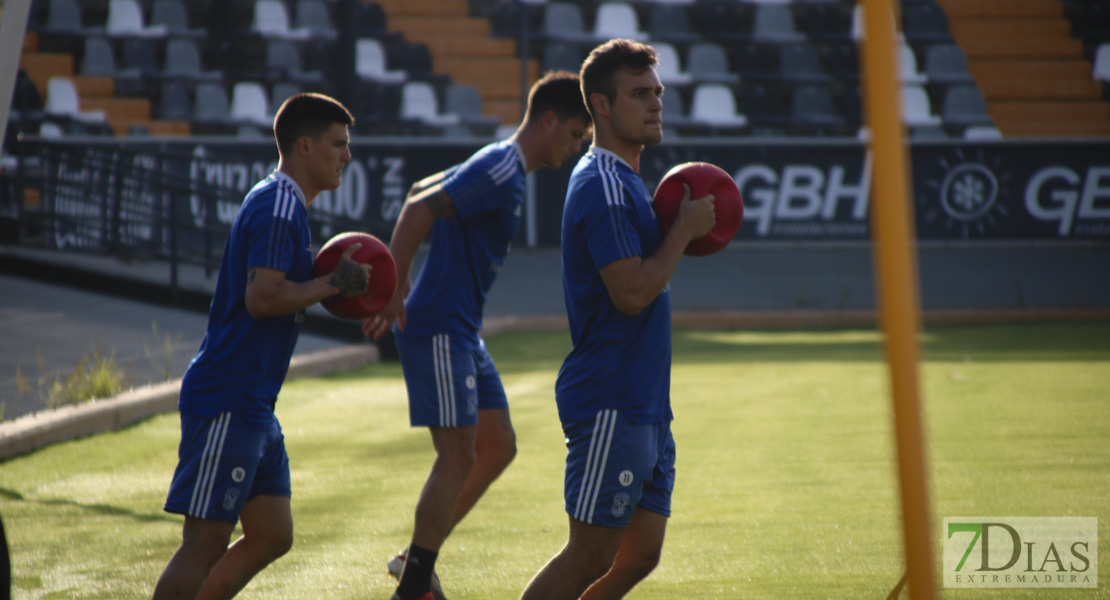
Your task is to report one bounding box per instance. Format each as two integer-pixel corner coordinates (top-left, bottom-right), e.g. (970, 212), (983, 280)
(543, 115), (590, 169)
(609, 67), (664, 147)
(307, 123), (352, 192)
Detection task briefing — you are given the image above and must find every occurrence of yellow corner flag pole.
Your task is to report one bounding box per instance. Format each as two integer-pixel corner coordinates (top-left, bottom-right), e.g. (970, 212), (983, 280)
(859, 0), (937, 598)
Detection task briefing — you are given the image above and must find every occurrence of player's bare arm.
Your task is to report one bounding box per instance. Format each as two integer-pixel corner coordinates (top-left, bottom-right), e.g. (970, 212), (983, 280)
(362, 187), (457, 339)
(407, 171), (448, 199)
(247, 244), (370, 318)
(600, 185), (715, 316)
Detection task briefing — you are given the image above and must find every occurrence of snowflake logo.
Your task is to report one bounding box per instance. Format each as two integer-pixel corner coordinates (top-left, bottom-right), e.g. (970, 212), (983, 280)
(940, 163), (998, 222)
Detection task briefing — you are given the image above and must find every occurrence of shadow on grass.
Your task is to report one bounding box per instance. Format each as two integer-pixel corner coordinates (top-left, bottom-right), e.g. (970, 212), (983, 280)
(0, 486), (177, 523)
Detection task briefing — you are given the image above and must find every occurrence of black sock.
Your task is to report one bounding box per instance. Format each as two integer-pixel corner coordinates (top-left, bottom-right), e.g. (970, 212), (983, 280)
(395, 544), (438, 599)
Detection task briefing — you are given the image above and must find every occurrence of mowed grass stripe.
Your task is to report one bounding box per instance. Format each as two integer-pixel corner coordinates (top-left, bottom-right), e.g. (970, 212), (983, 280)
(0, 322), (1106, 599)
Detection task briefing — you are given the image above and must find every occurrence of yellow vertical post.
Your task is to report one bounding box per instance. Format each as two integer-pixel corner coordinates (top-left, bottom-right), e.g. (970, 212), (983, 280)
(859, 0), (937, 599)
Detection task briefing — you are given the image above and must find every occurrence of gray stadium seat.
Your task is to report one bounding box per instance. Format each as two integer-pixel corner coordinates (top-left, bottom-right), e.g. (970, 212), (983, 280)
(267, 40), (325, 83)
(158, 81), (191, 121)
(778, 43), (831, 84)
(791, 84), (846, 134)
(924, 44), (975, 84)
(150, 0), (204, 36)
(193, 82), (231, 123)
(542, 3), (594, 43)
(294, 0), (338, 39)
(752, 5), (806, 43)
(648, 4), (698, 44)
(686, 42), (740, 85)
(942, 85), (993, 127)
(162, 39), (222, 81)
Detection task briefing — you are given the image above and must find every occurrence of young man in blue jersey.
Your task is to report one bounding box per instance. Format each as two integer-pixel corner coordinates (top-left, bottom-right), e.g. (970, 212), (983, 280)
(152, 93), (371, 600)
(519, 40), (716, 600)
(361, 71), (591, 600)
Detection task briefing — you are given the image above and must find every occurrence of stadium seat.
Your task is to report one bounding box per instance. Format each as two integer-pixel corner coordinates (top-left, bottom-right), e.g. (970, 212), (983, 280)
(542, 3), (594, 43)
(41, 0), (86, 34)
(1093, 44), (1110, 82)
(661, 88), (694, 129)
(689, 84), (748, 129)
(752, 5), (805, 43)
(353, 1), (389, 37)
(795, 2), (852, 42)
(902, 2), (952, 43)
(653, 43), (694, 86)
(294, 0), (337, 39)
(230, 82), (272, 126)
(267, 40), (325, 83)
(593, 2), (649, 41)
(733, 43), (781, 83)
(901, 84), (942, 127)
(778, 43), (831, 84)
(80, 37), (121, 77)
(119, 37), (160, 78)
(356, 38), (407, 83)
(157, 81), (191, 121)
(149, 0), (203, 36)
(941, 85), (993, 127)
(647, 4), (698, 44)
(790, 84), (846, 134)
(851, 4), (902, 42)
(899, 43), (927, 84)
(252, 0), (311, 39)
(193, 82), (231, 123)
(44, 77), (107, 123)
(543, 42), (582, 73)
(271, 82), (303, 115)
(698, 2), (748, 44)
(162, 39), (222, 81)
(106, 0), (168, 37)
(686, 42), (740, 85)
(445, 84), (501, 135)
(923, 44), (974, 84)
(401, 81), (460, 127)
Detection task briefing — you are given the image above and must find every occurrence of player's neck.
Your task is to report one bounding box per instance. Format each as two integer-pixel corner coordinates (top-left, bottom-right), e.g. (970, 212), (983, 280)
(593, 133), (643, 172)
(276, 161), (317, 206)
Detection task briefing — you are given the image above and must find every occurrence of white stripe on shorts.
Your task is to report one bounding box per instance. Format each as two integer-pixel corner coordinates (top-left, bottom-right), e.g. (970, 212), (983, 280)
(433, 334), (456, 427)
(189, 412), (231, 518)
(574, 409), (618, 524)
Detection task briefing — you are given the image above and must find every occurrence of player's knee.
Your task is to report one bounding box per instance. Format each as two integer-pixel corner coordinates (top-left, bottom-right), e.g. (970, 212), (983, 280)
(259, 529), (294, 561)
(621, 547), (662, 581)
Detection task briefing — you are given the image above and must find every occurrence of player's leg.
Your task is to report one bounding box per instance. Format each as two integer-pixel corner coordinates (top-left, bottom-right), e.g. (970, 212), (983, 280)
(194, 494), (293, 600)
(449, 340), (516, 528)
(519, 516), (625, 600)
(152, 516), (236, 600)
(449, 407), (515, 529)
(412, 425), (479, 550)
(579, 507), (668, 599)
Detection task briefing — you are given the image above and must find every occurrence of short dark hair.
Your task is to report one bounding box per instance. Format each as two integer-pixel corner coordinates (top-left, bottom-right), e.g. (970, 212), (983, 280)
(273, 93), (354, 156)
(580, 39), (657, 120)
(525, 70), (590, 125)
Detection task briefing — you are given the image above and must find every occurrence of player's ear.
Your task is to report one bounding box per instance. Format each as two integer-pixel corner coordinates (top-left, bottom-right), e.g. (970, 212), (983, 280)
(589, 93), (609, 118)
(541, 109), (559, 131)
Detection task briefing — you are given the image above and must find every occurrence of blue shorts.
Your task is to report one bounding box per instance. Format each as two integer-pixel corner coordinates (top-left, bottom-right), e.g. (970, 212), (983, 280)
(563, 409), (675, 528)
(164, 412), (291, 523)
(395, 331), (509, 427)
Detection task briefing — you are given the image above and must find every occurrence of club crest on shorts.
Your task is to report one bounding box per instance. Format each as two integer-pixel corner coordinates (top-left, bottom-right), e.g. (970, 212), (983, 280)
(612, 492), (631, 518)
(232, 467), (246, 483)
(619, 470), (634, 487)
(222, 488), (240, 511)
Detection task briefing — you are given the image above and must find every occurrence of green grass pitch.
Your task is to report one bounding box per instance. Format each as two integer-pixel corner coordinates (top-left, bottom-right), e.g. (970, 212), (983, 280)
(1, 322), (1107, 599)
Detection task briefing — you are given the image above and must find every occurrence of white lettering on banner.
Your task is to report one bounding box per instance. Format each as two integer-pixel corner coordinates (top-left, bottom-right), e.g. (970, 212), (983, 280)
(313, 159), (368, 221)
(1025, 166), (1110, 236)
(735, 153), (871, 236)
(188, 146), (274, 228)
(378, 156), (406, 222)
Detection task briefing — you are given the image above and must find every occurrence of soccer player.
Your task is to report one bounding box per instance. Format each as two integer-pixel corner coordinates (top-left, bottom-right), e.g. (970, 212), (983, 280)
(518, 40), (716, 600)
(152, 93), (370, 600)
(361, 71), (591, 600)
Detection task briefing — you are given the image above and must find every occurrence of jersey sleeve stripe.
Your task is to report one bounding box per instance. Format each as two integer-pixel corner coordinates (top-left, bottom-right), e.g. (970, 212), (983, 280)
(488, 148), (519, 186)
(598, 156), (636, 257)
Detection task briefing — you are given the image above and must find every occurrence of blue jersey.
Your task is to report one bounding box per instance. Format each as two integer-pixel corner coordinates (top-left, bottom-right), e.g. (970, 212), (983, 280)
(556, 149), (673, 425)
(179, 172), (314, 430)
(403, 140), (526, 342)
